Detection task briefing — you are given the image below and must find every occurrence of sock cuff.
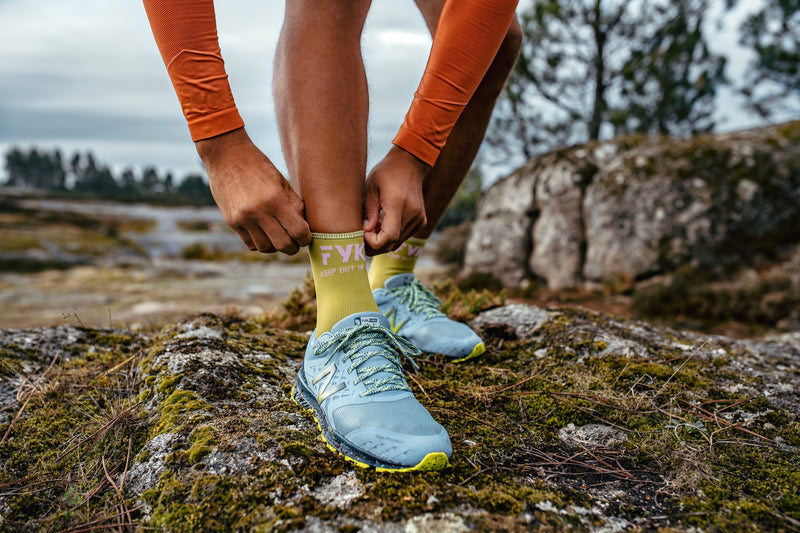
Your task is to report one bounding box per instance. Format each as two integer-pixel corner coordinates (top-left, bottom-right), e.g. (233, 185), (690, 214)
(312, 231), (364, 240)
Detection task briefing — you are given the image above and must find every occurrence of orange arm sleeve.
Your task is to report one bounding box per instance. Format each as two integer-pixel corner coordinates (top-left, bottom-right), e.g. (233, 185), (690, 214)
(393, 0), (518, 166)
(142, 0), (244, 141)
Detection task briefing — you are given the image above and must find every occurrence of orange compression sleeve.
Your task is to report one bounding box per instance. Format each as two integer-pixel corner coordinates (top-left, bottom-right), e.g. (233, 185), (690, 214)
(393, 0), (519, 166)
(142, 0), (244, 141)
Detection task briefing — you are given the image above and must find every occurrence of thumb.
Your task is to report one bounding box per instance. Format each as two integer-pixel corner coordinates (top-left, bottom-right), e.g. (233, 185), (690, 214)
(363, 185), (380, 233)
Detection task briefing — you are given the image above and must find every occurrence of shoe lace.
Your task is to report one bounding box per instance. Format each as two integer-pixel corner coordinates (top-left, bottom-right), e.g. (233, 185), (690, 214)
(313, 324), (421, 396)
(387, 278), (446, 319)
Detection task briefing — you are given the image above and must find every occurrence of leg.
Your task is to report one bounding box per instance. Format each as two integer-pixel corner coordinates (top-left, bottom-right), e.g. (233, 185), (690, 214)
(369, 3), (520, 361)
(273, 0), (371, 232)
(412, 0), (522, 238)
(274, 0), (379, 334)
(277, 1), (452, 473)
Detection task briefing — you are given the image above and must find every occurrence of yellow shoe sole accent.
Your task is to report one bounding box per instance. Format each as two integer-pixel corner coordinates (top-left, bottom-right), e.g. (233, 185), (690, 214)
(290, 385), (451, 472)
(452, 342), (485, 363)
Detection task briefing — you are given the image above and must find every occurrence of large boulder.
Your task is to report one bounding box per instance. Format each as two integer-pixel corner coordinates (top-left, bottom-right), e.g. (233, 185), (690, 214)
(464, 121), (800, 289)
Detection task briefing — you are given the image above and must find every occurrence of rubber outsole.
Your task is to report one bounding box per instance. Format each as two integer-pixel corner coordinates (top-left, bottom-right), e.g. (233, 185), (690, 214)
(450, 341), (486, 363)
(291, 373), (450, 472)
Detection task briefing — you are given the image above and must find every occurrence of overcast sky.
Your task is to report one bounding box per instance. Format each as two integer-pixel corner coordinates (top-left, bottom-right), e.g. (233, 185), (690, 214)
(0, 1), (434, 181)
(0, 0), (773, 185)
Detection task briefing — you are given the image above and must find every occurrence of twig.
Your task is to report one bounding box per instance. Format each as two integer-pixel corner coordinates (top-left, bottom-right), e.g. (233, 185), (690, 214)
(56, 403), (139, 462)
(657, 339), (708, 397)
(101, 456), (127, 532)
(0, 398), (31, 446)
(493, 364), (555, 395)
(681, 400), (774, 444)
(406, 373), (431, 401)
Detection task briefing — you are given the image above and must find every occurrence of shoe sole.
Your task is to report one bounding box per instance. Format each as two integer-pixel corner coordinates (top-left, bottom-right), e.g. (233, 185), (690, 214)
(450, 341), (486, 363)
(291, 372), (450, 472)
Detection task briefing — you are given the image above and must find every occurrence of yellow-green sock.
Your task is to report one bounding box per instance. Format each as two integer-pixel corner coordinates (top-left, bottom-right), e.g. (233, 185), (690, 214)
(308, 231), (379, 333)
(368, 237), (427, 290)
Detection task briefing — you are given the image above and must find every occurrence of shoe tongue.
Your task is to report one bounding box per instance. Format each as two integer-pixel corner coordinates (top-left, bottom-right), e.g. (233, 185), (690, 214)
(330, 311), (390, 334)
(383, 273), (415, 290)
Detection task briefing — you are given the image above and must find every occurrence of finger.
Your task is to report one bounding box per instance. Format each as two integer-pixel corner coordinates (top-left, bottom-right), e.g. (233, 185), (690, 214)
(399, 211), (426, 245)
(364, 229), (382, 256)
(249, 226), (277, 253)
(363, 186), (381, 232)
(277, 203), (312, 248)
(374, 206), (402, 254)
(261, 216), (300, 255)
(233, 227), (258, 251)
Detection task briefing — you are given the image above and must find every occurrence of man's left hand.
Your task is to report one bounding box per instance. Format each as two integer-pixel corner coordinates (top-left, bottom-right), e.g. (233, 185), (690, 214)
(363, 146), (430, 255)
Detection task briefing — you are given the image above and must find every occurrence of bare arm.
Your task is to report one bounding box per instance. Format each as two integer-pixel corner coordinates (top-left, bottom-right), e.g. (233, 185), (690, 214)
(364, 0), (519, 254)
(142, 0), (310, 253)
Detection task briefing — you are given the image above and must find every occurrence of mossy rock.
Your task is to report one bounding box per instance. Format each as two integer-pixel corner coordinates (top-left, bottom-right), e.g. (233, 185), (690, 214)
(466, 120), (800, 293)
(1, 307), (798, 531)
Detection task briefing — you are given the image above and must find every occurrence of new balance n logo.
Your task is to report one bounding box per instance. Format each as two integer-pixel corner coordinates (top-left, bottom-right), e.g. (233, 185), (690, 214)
(312, 363), (346, 404)
(384, 308), (408, 334)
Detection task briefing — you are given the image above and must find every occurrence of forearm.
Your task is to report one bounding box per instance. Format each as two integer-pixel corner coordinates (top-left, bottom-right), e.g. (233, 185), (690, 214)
(393, 0), (519, 166)
(142, 0), (244, 141)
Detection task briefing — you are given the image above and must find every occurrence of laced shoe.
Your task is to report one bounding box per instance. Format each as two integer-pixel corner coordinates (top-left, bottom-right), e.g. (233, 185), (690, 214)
(293, 311), (452, 471)
(373, 273), (485, 362)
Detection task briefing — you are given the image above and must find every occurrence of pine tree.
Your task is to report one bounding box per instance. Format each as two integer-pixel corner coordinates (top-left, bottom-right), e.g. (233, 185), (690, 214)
(488, 0), (727, 163)
(737, 0), (800, 118)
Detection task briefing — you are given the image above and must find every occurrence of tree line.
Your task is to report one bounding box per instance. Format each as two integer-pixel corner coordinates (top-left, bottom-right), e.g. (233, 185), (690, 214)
(488, 0), (799, 163)
(2, 147), (214, 206)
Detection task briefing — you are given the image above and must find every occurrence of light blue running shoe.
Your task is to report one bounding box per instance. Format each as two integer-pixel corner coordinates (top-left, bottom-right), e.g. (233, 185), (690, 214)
(293, 311), (452, 471)
(373, 274), (485, 362)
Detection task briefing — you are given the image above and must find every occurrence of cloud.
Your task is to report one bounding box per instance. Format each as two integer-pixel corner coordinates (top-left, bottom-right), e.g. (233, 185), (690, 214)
(0, 0), (433, 178)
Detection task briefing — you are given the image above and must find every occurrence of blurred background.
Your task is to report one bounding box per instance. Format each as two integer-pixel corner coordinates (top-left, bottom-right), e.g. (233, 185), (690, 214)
(1, 0), (797, 333)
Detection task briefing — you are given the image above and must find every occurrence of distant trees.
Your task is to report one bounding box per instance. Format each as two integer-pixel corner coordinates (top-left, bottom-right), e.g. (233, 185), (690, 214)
(5, 148), (67, 191)
(616, 0), (726, 137)
(487, 0), (728, 162)
(2, 147), (214, 206)
(736, 0), (800, 118)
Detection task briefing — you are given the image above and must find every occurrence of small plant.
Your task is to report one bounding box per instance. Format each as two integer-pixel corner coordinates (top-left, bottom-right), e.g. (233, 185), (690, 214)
(257, 274), (317, 331)
(434, 280), (506, 321)
(181, 242), (227, 261)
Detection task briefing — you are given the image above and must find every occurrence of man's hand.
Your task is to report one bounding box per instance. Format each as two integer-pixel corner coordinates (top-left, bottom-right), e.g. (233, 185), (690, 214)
(363, 145), (430, 256)
(196, 128), (311, 255)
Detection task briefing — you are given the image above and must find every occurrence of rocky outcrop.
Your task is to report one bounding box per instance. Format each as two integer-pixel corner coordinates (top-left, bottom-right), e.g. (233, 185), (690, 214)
(464, 121), (800, 289)
(1, 307), (799, 531)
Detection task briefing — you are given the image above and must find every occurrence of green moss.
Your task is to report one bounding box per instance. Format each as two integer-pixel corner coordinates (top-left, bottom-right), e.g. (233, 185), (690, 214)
(151, 388), (213, 437)
(187, 425), (218, 463)
(0, 329), (148, 531)
(4, 301), (798, 531)
(157, 374), (182, 394)
(281, 441), (315, 460)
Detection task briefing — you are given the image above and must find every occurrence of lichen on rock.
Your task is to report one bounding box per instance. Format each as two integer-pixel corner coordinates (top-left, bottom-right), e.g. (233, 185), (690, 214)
(465, 121), (800, 298)
(1, 305), (798, 531)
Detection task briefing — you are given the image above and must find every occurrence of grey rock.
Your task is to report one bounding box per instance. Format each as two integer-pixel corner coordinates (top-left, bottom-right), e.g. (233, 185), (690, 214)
(465, 121), (800, 289)
(530, 159), (588, 289)
(4, 306), (799, 531)
(559, 424), (627, 449)
(404, 513), (468, 533)
(462, 164), (536, 287)
(470, 304), (550, 340)
(312, 472), (364, 509)
(125, 432), (184, 497)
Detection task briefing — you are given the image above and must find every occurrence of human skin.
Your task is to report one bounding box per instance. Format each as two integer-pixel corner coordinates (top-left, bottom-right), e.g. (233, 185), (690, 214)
(272, 0), (382, 236)
(363, 2), (523, 252)
(196, 128), (311, 255)
(187, 0), (520, 254)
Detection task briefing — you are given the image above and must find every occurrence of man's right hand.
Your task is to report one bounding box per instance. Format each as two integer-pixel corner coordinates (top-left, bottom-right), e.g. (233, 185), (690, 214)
(196, 128), (312, 255)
